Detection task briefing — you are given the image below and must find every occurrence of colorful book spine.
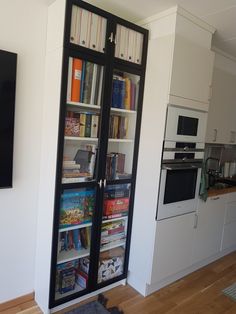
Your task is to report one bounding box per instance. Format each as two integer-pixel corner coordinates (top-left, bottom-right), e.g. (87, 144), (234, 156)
(79, 113), (86, 137)
(124, 77), (131, 110)
(85, 113), (92, 137)
(91, 114), (99, 138)
(71, 58), (82, 102)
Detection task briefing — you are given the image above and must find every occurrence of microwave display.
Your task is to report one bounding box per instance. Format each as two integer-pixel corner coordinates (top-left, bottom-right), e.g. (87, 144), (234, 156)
(177, 115), (199, 136)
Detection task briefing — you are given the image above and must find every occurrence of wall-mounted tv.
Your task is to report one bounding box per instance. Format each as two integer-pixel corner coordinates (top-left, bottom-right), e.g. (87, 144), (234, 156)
(0, 49), (17, 188)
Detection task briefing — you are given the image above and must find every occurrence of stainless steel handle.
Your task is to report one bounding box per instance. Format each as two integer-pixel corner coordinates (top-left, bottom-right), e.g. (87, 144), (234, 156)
(103, 179), (107, 188)
(109, 32), (114, 43)
(213, 128), (217, 142)
(98, 179), (102, 189)
(194, 213), (198, 229)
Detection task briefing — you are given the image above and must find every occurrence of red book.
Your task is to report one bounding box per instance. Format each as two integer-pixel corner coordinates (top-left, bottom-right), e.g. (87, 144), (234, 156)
(104, 198), (129, 216)
(71, 58), (82, 102)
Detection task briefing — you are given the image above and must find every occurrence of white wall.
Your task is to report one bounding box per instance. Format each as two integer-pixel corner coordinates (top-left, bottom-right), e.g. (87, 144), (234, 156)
(0, 0), (48, 303)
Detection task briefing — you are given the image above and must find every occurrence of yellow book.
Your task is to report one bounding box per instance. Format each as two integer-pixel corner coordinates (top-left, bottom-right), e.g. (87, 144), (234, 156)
(124, 77), (131, 110)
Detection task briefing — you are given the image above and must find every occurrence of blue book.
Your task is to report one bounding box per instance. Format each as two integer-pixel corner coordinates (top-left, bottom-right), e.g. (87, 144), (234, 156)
(119, 79), (125, 109)
(112, 78), (120, 108)
(73, 229), (80, 250)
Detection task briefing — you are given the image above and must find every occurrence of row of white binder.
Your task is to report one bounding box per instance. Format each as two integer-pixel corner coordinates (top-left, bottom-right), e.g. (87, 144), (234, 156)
(70, 5), (143, 65)
(70, 5), (107, 53)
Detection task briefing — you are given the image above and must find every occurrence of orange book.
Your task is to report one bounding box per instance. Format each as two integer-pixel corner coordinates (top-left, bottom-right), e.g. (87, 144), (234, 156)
(71, 58), (82, 102)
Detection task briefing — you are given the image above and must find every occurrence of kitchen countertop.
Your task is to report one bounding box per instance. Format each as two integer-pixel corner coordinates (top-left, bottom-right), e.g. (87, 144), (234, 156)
(207, 186), (236, 197)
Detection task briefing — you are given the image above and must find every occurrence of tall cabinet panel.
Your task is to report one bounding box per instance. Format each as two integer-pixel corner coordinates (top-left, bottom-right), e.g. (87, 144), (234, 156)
(49, 0), (148, 308)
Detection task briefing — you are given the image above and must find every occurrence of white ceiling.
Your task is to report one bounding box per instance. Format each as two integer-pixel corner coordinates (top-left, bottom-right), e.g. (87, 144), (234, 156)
(46, 0), (236, 57)
(85, 0), (236, 58)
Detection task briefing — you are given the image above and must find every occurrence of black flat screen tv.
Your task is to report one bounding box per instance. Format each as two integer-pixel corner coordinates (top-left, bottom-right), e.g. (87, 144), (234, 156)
(0, 49), (17, 188)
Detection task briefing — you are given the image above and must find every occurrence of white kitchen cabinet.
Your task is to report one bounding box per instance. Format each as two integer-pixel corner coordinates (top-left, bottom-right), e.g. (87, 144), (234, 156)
(192, 195), (226, 264)
(151, 212), (195, 283)
(170, 35), (215, 105)
(205, 60), (236, 144)
(222, 192), (236, 250)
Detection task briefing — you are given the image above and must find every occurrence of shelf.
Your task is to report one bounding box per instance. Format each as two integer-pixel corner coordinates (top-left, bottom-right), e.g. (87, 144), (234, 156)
(100, 240), (126, 252)
(59, 222), (92, 232)
(57, 248), (90, 264)
(67, 101), (101, 111)
(110, 107), (137, 114)
(108, 138), (134, 143)
(102, 216), (128, 224)
(55, 283), (85, 300)
(64, 136), (98, 142)
(62, 177), (94, 184)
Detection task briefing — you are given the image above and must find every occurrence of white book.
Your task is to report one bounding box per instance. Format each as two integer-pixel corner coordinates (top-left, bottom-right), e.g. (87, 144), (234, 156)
(79, 9), (91, 48)
(115, 24), (121, 58)
(119, 25), (128, 60)
(89, 13), (99, 51)
(70, 5), (77, 44)
(135, 32), (143, 64)
(127, 29), (136, 63)
(90, 64), (98, 105)
(74, 6), (82, 45)
(66, 57), (73, 102)
(99, 17), (107, 53)
(97, 67), (104, 107)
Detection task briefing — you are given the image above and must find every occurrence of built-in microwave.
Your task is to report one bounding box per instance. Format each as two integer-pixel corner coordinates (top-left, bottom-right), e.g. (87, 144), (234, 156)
(165, 105), (208, 143)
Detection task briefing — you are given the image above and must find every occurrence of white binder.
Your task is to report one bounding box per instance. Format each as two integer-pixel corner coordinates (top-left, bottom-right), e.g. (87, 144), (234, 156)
(89, 13), (99, 51)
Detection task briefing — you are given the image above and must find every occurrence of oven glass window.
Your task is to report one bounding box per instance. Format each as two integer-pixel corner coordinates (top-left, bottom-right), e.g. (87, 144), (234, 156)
(177, 115), (199, 136)
(164, 168), (198, 204)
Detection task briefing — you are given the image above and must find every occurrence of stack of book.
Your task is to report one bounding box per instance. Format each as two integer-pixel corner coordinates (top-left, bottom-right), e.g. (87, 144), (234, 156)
(60, 189), (95, 228)
(109, 115), (129, 139)
(67, 57), (104, 106)
(58, 227), (91, 253)
(112, 74), (138, 110)
(70, 6), (107, 53)
(101, 220), (126, 247)
(65, 111), (99, 138)
(115, 25), (143, 64)
(62, 144), (97, 183)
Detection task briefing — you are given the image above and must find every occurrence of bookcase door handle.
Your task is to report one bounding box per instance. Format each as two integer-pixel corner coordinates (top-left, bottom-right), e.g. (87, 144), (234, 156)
(103, 179), (107, 188)
(109, 32), (114, 43)
(98, 179), (102, 189)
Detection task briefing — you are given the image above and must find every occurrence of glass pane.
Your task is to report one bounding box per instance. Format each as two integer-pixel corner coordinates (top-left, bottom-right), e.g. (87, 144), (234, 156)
(55, 187), (96, 299)
(70, 5), (107, 54)
(98, 183), (131, 284)
(62, 57), (104, 184)
(106, 70), (140, 180)
(115, 24), (143, 64)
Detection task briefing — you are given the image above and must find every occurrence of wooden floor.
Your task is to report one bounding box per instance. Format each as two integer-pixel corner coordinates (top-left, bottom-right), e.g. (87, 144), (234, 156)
(2, 251), (236, 314)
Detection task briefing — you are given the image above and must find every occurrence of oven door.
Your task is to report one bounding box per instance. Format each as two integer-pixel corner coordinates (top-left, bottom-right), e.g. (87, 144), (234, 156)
(165, 106), (207, 143)
(157, 163), (202, 220)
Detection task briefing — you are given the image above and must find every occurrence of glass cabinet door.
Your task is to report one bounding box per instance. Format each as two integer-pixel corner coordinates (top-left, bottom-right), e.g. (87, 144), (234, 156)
(97, 183), (131, 284)
(115, 24), (144, 65)
(70, 5), (107, 54)
(55, 186), (96, 300)
(62, 56), (104, 184)
(106, 69), (140, 181)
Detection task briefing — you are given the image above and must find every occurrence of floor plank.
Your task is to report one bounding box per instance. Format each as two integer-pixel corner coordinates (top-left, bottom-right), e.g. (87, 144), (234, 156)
(3, 251), (236, 314)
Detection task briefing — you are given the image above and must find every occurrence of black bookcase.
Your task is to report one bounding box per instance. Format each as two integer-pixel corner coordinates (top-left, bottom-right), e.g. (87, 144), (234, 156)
(49, 0), (148, 308)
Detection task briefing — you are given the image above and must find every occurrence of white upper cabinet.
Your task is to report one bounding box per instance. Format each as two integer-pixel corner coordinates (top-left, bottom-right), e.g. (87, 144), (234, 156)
(169, 36), (215, 105)
(205, 55), (236, 144)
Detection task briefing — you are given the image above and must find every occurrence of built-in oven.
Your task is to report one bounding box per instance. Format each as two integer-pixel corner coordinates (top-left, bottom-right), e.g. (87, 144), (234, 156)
(165, 105), (208, 143)
(156, 141), (204, 221)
